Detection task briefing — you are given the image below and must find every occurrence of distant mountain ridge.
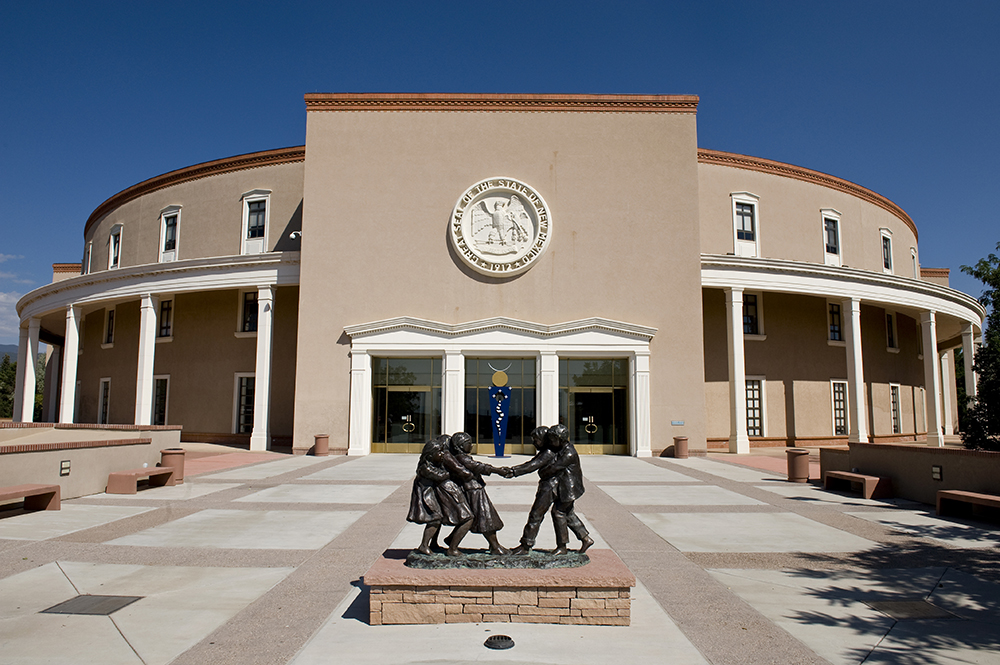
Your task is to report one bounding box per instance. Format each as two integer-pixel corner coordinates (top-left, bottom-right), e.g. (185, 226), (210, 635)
(0, 344), (21, 361)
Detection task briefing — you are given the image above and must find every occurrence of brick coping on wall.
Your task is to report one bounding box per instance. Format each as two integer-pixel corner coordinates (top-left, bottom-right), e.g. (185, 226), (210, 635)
(0, 422), (181, 431)
(0, 438), (153, 455)
(849, 441), (1000, 458)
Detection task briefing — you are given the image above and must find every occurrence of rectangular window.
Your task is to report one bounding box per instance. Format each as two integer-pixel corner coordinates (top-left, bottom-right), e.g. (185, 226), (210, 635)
(824, 218), (839, 255)
(163, 215), (177, 251)
(241, 190), (271, 255)
(109, 228), (122, 269)
(911, 248), (918, 278)
(736, 203), (755, 241)
(158, 300), (173, 338)
(153, 376), (169, 426)
(104, 308), (115, 345)
(746, 379), (763, 437)
(241, 291), (258, 332)
(82, 241), (92, 275)
(732, 193), (760, 257)
(743, 294), (759, 335)
(247, 201), (266, 239)
(882, 233), (893, 273)
(828, 303), (842, 341)
(821, 209), (842, 266)
(98, 378), (111, 424)
(832, 381), (848, 436)
(886, 312), (897, 349)
(236, 375), (255, 434)
(890, 384), (901, 434)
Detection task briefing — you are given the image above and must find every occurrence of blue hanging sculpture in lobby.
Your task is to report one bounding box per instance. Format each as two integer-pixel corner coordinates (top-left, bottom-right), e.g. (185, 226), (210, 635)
(488, 365), (512, 457)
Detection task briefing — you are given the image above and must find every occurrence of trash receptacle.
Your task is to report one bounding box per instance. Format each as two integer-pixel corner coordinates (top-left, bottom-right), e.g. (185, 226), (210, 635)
(673, 436), (689, 459)
(786, 448), (810, 483)
(313, 434), (330, 457)
(159, 448), (186, 484)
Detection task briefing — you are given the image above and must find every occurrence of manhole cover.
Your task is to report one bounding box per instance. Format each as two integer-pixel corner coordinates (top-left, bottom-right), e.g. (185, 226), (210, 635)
(41, 595), (143, 616)
(865, 599), (954, 620)
(484, 635), (515, 650)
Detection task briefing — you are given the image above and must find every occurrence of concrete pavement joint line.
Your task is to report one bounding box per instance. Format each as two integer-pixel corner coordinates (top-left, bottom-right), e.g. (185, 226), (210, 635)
(110, 613), (149, 665)
(55, 560), (81, 595)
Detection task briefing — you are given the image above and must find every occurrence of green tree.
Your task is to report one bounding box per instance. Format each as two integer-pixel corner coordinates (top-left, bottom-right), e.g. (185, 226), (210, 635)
(33, 353), (45, 422)
(0, 354), (15, 418)
(961, 242), (1000, 451)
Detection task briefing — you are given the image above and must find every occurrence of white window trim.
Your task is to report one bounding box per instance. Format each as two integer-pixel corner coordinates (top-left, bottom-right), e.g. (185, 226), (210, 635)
(156, 295), (174, 342)
(101, 306), (115, 349)
(233, 372), (255, 434)
(158, 205), (182, 263)
(826, 300), (846, 347)
(240, 189), (272, 256)
(98, 377), (111, 425)
(821, 208), (842, 267)
(885, 309), (900, 353)
(731, 192), (760, 258)
(745, 375), (766, 437)
(83, 241), (93, 275)
(917, 321), (924, 359)
(910, 247), (918, 279)
(880, 227), (893, 274)
(743, 291), (766, 340)
(108, 224), (123, 270)
(830, 379), (849, 436)
(889, 383), (902, 434)
(152, 374), (170, 426)
(235, 288), (259, 338)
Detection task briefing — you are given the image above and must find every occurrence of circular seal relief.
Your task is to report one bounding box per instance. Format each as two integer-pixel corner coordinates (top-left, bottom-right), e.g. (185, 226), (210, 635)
(450, 177), (551, 277)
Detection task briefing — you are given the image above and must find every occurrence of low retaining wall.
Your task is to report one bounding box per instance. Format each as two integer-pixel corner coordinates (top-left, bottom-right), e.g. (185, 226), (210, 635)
(364, 549), (634, 626)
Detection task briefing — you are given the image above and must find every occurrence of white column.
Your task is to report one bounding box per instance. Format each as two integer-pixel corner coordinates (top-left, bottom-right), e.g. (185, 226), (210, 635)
(60, 305), (81, 423)
(961, 323), (977, 398)
(632, 351), (652, 458)
(443, 350), (465, 435)
(12, 325), (27, 422)
(843, 297), (869, 443)
(46, 345), (61, 422)
(941, 351), (954, 436)
(134, 294), (158, 425)
(348, 349), (372, 455)
(725, 288), (749, 453)
(921, 311), (944, 447)
(19, 318), (40, 422)
(250, 285), (274, 451)
(538, 351), (559, 427)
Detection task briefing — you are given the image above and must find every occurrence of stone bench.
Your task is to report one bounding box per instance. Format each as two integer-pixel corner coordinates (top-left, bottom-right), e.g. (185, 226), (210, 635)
(937, 490), (1000, 521)
(107, 467), (175, 494)
(0, 484), (61, 511)
(823, 470), (892, 500)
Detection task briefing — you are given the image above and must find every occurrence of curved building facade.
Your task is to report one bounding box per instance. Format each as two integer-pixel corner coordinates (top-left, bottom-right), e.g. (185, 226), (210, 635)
(13, 93), (984, 457)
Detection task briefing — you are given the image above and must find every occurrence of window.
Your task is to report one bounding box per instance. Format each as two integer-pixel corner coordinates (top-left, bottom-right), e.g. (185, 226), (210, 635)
(159, 206), (181, 262)
(241, 291), (258, 333)
(890, 384), (901, 434)
(886, 311), (898, 351)
(731, 192), (760, 257)
(831, 381), (848, 436)
(234, 374), (255, 434)
(746, 378), (763, 437)
(881, 229), (893, 273)
(911, 247), (918, 278)
(103, 307), (115, 346)
(821, 209), (842, 266)
(153, 376), (169, 426)
(98, 378), (111, 424)
(82, 241), (92, 275)
(828, 302), (843, 342)
(240, 189), (271, 255)
(158, 299), (173, 338)
(743, 293), (764, 337)
(108, 225), (122, 269)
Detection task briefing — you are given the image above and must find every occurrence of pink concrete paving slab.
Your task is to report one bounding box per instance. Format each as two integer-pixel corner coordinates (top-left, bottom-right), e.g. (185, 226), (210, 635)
(184, 452), (283, 477)
(708, 453), (820, 480)
(364, 548), (634, 588)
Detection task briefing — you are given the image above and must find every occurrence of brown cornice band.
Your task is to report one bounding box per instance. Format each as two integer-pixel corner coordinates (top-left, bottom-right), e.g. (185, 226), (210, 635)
(304, 92), (699, 113)
(921, 268), (950, 277)
(84, 146), (306, 237)
(698, 149), (918, 241)
(52, 263), (82, 272)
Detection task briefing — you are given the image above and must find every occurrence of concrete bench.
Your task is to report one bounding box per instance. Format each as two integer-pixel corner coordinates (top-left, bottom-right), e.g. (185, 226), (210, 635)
(823, 470), (892, 500)
(937, 490), (1000, 521)
(0, 484), (61, 511)
(107, 466), (175, 494)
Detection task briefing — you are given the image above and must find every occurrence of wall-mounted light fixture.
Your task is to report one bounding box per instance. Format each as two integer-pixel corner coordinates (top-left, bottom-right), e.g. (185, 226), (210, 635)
(60, 460), (71, 477)
(931, 465), (943, 481)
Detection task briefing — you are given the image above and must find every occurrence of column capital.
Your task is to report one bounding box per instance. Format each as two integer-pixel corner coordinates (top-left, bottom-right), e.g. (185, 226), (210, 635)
(920, 310), (937, 325)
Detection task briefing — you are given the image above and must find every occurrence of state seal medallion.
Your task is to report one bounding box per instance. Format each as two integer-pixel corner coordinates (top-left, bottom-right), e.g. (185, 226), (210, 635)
(450, 178), (551, 276)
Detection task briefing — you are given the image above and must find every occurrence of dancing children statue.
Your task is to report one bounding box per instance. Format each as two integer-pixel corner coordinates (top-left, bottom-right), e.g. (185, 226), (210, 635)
(406, 438), (473, 556)
(448, 432), (510, 555)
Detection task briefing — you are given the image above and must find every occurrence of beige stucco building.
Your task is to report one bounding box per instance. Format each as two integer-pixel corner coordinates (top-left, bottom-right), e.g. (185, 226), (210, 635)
(12, 93), (985, 457)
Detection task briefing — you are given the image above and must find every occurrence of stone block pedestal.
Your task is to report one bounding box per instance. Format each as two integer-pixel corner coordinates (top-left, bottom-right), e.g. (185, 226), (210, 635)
(363, 549), (634, 626)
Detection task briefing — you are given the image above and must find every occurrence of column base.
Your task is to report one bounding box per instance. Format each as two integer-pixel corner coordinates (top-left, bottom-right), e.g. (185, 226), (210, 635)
(926, 433), (945, 448)
(728, 435), (750, 454)
(249, 433), (270, 451)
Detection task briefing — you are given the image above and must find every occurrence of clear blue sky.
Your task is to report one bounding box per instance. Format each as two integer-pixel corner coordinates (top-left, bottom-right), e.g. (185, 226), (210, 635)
(2, 1), (998, 345)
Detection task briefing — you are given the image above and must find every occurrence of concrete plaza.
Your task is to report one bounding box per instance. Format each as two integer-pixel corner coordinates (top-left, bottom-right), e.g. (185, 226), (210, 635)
(1, 450), (999, 664)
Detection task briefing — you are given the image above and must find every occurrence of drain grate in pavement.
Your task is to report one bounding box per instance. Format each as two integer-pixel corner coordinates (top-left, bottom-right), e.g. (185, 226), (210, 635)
(41, 595), (143, 616)
(864, 599), (955, 620)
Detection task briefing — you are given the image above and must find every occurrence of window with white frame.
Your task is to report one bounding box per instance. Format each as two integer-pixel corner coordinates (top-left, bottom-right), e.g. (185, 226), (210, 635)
(890, 384), (902, 434)
(98, 378), (111, 424)
(103, 307), (115, 347)
(743, 292), (764, 337)
(827, 302), (844, 343)
(822, 209), (842, 266)
(241, 189), (271, 255)
(886, 311), (899, 351)
(880, 229), (893, 274)
(158, 299), (174, 339)
(82, 241), (92, 275)
(831, 380), (848, 435)
(108, 224), (123, 269)
(746, 377), (764, 437)
(911, 247), (918, 278)
(153, 376), (169, 426)
(159, 206), (181, 262)
(234, 373), (255, 434)
(241, 291), (258, 333)
(731, 192), (760, 257)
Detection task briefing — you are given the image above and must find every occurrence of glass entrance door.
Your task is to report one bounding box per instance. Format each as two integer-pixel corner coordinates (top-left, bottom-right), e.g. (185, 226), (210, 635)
(560, 359), (629, 454)
(372, 357), (442, 453)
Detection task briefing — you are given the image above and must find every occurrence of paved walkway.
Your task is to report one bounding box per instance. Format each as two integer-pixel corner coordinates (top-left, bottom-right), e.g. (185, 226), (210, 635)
(1, 451), (999, 664)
